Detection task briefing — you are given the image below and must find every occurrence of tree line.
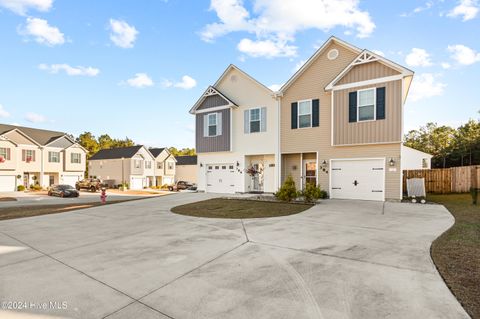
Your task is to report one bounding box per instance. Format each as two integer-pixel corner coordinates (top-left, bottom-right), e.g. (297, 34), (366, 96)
(76, 132), (196, 158)
(404, 116), (480, 168)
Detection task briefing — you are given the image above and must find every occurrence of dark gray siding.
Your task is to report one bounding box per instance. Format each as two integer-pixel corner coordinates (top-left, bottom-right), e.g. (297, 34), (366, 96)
(48, 136), (73, 148)
(197, 95), (229, 110)
(196, 108), (230, 153)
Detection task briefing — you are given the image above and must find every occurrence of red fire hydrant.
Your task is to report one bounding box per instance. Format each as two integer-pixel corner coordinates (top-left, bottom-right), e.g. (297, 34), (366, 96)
(100, 188), (107, 204)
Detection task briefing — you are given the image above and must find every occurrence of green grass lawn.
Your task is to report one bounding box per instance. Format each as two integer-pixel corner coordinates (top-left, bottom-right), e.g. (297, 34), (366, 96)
(171, 198), (312, 219)
(429, 193), (480, 319)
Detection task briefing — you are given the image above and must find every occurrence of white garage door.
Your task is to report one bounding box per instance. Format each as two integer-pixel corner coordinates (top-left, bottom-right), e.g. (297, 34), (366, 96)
(330, 158), (385, 201)
(206, 164), (235, 194)
(0, 175), (16, 192)
(62, 175), (79, 187)
(130, 177), (144, 190)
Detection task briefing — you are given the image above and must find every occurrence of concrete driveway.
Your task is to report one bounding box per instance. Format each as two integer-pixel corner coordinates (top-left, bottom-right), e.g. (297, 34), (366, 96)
(0, 193), (469, 319)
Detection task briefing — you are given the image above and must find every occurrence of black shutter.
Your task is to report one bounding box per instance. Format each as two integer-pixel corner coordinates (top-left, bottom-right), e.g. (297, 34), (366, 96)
(376, 87), (386, 120)
(348, 92), (357, 123)
(312, 99), (319, 127)
(291, 102), (298, 129)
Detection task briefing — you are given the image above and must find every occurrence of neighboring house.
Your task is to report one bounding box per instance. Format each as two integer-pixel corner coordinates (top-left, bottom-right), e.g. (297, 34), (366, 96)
(190, 65), (279, 194)
(401, 146), (432, 170)
(175, 155), (197, 183)
(190, 36), (415, 201)
(89, 146), (155, 189)
(89, 146), (176, 189)
(0, 124), (87, 191)
(149, 148), (176, 186)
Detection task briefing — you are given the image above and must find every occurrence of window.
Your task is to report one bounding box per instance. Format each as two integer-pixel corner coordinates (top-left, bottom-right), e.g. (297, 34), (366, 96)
(208, 113), (217, 137)
(0, 147), (9, 160)
(25, 149), (35, 162)
(358, 88), (375, 121)
(249, 108), (261, 133)
(48, 151), (60, 163)
(134, 159), (142, 169)
(168, 162), (174, 170)
(298, 100), (312, 128)
(422, 158), (428, 168)
(157, 162), (163, 169)
(145, 161), (152, 169)
(71, 153), (81, 164)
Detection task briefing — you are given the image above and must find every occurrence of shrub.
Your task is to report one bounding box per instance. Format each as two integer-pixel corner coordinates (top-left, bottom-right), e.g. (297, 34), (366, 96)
(17, 185), (25, 191)
(30, 184), (42, 191)
(301, 183), (323, 203)
(319, 190), (328, 199)
(275, 176), (299, 202)
(470, 187), (478, 205)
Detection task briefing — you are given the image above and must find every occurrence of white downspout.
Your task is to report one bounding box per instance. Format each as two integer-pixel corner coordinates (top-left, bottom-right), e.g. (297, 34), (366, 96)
(40, 147), (44, 187)
(275, 94), (282, 190)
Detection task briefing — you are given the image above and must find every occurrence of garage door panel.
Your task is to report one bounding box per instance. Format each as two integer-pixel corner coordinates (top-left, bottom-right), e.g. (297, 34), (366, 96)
(331, 159), (385, 201)
(0, 176), (16, 192)
(62, 175), (79, 187)
(131, 177), (143, 190)
(206, 163), (235, 194)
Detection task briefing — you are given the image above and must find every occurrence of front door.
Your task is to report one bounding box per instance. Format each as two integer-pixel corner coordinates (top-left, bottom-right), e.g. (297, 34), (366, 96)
(303, 160), (317, 188)
(23, 173), (29, 188)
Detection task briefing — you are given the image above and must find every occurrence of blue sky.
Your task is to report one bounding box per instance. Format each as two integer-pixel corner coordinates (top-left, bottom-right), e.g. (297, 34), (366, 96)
(0, 0), (479, 148)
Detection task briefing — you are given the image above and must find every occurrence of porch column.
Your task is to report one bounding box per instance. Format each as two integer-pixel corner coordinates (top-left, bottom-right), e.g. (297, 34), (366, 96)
(299, 153), (303, 189)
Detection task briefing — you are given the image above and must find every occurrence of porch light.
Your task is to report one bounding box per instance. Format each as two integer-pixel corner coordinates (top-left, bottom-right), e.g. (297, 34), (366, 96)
(322, 160), (327, 166)
(200, 163), (203, 167)
(236, 161), (240, 167)
(389, 158), (395, 166)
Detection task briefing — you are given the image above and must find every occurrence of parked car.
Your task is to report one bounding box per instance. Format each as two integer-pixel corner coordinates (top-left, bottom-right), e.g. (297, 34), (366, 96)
(75, 178), (104, 192)
(48, 185), (80, 198)
(168, 181), (196, 191)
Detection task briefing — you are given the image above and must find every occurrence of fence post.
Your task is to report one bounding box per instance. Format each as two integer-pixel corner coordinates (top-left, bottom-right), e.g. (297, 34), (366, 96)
(471, 166), (478, 205)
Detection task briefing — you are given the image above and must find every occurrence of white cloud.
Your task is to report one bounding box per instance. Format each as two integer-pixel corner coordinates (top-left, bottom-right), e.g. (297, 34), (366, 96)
(201, 0), (375, 58)
(125, 73), (154, 88)
(409, 73), (446, 102)
(238, 38), (297, 58)
(441, 62), (451, 69)
(292, 59), (306, 72)
(405, 48), (433, 67)
(401, 1), (434, 17)
(268, 83), (283, 91)
(0, 0), (52, 15)
(173, 75), (197, 89)
(25, 112), (46, 123)
(0, 104), (10, 118)
(38, 63), (99, 76)
(109, 19), (138, 48)
(447, 0), (479, 21)
(161, 76), (197, 89)
(19, 17), (65, 46)
(372, 50), (385, 57)
(447, 44), (480, 65)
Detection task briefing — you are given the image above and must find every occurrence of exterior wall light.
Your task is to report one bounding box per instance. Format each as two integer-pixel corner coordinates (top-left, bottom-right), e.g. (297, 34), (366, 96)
(389, 158), (395, 166)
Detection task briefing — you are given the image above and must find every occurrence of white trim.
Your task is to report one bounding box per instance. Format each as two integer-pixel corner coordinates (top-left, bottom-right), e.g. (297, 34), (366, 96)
(297, 99), (313, 129)
(44, 134), (76, 147)
(316, 151), (320, 187)
(330, 92), (334, 146)
(357, 87), (376, 122)
(299, 153), (303, 190)
(325, 49), (414, 91)
(276, 97), (281, 190)
(206, 113), (218, 137)
(302, 158), (317, 188)
(280, 36), (362, 93)
(333, 141), (402, 147)
(195, 105), (231, 114)
(329, 74), (404, 92)
(3, 128), (41, 146)
(189, 86), (237, 114)
(247, 107), (262, 134)
(329, 157), (386, 201)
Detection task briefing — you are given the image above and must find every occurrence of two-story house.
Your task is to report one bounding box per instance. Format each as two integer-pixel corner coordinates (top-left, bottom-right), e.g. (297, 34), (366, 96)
(149, 148), (176, 186)
(190, 65), (278, 193)
(89, 145), (176, 189)
(190, 37), (414, 201)
(0, 124), (87, 191)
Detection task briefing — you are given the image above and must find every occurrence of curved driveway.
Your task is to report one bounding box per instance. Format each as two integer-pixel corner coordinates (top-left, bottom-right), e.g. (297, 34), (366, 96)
(0, 193), (470, 318)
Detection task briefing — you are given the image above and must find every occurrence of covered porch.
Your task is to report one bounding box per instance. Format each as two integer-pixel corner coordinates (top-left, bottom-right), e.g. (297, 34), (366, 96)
(281, 152), (327, 190)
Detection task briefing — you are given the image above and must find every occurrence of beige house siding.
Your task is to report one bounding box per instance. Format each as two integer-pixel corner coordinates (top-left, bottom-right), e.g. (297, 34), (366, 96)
(0, 140), (17, 170)
(282, 143), (401, 199)
(281, 42), (358, 153)
(175, 165), (197, 183)
(333, 80), (403, 145)
(337, 61), (400, 85)
(280, 40), (403, 199)
(3, 130), (37, 145)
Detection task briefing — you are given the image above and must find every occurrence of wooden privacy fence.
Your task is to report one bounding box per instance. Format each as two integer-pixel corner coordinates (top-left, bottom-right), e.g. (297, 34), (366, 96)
(403, 165), (480, 194)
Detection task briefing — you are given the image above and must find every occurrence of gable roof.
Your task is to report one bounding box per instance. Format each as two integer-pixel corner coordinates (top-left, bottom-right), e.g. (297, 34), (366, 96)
(279, 36), (362, 94)
(149, 147), (167, 158)
(189, 86), (238, 114)
(176, 155), (197, 165)
(325, 49), (414, 90)
(90, 145), (144, 160)
(0, 124), (66, 146)
(214, 64), (273, 95)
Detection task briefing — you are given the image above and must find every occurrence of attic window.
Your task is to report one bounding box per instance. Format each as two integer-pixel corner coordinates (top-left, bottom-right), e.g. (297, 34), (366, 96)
(327, 49), (339, 60)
